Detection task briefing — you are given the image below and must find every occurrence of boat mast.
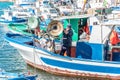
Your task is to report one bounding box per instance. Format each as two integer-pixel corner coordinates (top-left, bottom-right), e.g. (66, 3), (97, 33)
(100, 0), (105, 61)
(100, 21), (104, 61)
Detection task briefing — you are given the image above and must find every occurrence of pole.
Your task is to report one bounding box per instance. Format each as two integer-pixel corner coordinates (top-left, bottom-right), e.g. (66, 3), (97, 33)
(82, 0), (86, 14)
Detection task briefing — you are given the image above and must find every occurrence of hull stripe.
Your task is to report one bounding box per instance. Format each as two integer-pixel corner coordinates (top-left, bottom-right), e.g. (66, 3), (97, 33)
(41, 57), (120, 74)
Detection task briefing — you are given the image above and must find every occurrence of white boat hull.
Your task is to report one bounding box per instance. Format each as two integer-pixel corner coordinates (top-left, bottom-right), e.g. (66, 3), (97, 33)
(9, 41), (120, 79)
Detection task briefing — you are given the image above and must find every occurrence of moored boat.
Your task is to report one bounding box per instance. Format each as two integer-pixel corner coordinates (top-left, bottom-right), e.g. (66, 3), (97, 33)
(0, 9), (27, 24)
(0, 16), (27, 24)
(8, 23), (33, 36)
(7, 16), (51, 36)
(107, 6), (120, 20)
(5, 15), (120, 79)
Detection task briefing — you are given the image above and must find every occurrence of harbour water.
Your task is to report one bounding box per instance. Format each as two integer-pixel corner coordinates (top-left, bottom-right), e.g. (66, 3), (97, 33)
(0, 2), (103, 80)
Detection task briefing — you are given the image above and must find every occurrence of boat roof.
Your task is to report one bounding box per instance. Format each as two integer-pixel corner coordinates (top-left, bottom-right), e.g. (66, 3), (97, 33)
(54, 14), (93, 20)
(101, 19), (120, 26)
(112, 10), (120, 14)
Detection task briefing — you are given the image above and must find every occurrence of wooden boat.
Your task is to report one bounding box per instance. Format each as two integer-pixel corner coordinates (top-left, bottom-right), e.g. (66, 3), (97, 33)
(5, 15), (120, 79)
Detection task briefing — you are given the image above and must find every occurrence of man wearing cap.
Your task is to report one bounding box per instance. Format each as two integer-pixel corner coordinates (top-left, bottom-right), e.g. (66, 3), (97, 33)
(60, 24), (73, 57)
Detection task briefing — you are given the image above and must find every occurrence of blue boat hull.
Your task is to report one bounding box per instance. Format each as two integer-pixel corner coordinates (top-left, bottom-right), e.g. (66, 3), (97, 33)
(4, 33), (120, 79)
(0, 17), (27, 24)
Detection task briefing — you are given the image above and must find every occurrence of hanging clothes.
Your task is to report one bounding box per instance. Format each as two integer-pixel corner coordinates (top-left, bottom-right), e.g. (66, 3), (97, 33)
(83, 23), (90, 35)
(110, 30), (119, 45)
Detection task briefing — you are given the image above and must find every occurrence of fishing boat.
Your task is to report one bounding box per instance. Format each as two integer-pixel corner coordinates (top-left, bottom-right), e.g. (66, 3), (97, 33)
(7, 23), (33, 36)
(5, 15), (120, 79)
(0, 69), (37, 80)
(8, 5), (35, 18)
(0, 9), (27, 24)
(15, 0), (37, 7)
(7, 17), (51, 35)
(107, 6), (120, 20)
(0, 17), (27, 24)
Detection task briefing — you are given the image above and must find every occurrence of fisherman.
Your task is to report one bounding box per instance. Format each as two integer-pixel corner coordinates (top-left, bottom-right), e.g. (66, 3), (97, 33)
(60, 24), (73, 57)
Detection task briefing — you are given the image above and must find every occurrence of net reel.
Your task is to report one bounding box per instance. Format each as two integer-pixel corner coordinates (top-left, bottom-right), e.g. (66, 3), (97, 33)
(47, 20), (63, 37)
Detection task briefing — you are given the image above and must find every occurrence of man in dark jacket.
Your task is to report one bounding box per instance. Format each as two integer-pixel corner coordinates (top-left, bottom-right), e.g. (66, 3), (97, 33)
(60, 24), (73, 57)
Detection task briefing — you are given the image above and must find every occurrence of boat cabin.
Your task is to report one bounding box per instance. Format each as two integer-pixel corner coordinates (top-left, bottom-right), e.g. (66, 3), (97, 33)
(54, 15), (120, 62)
(23, 15), (120, 62)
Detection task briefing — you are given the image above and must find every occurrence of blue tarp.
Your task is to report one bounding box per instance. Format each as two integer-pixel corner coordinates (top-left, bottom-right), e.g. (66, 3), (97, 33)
(76, 42), (103, 61)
